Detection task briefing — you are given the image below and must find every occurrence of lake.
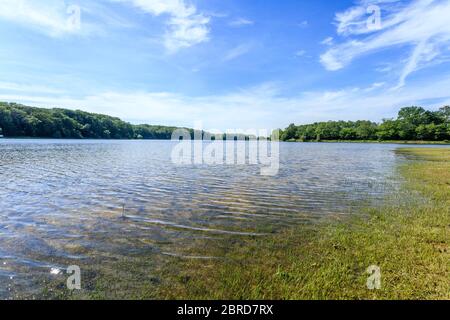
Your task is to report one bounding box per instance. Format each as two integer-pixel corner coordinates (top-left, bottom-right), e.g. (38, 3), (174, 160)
(0, 140), (425, 298)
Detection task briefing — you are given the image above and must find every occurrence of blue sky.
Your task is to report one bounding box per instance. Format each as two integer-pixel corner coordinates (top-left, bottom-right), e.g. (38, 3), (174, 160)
(1, 0), (450, 130)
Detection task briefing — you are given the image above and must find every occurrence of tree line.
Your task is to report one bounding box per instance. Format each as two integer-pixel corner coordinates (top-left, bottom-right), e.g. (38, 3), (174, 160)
(1, 102), (449, 141)
(0, 102), (186, 139)
(0, 102), (254, 140)
(280, 106), (450, 142)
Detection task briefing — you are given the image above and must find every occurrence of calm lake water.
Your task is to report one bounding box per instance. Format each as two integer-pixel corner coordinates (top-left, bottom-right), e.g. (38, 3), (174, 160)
(0, 139), (429, 298)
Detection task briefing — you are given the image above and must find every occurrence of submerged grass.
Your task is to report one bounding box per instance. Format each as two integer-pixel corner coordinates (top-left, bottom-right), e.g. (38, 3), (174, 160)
(39, 148), (449, 300)
(153, 148), (449, 300)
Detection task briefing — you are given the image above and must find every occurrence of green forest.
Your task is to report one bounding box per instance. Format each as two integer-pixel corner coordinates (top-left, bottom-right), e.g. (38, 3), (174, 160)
(280, 106), (450, 142)
(0, 102), (254, 140)
(0, 102), (449, 142)
(0, 102), (185, 139)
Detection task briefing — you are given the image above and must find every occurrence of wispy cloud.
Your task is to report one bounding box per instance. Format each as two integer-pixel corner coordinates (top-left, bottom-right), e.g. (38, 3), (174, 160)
(320, 37), (334, 46)
(0, 82), (65, 95)
(223, 43), (253, 61)
(321, 0), (450, 88)
(0, 0), (85, 37)
(116, 0), (210, 52)
(229, 18), (254, 27)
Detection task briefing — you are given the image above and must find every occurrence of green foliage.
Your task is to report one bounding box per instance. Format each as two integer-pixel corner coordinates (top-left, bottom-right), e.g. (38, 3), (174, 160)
(280, 106), (450, 142)
(134, 124), (182, 140)
(0, 102), (178, 139)
(2, 102), (448, 142)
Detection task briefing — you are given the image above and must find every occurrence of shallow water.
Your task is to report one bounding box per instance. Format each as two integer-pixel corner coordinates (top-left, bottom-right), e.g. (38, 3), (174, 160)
(0, 140), (427, 298)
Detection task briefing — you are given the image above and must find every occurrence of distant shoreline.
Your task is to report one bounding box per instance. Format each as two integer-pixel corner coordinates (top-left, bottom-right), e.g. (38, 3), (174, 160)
(2, 102), (449, 143)
(280, 106), (450, 143)
(285, 139), (450, 145)
(1, 137), (449, 145)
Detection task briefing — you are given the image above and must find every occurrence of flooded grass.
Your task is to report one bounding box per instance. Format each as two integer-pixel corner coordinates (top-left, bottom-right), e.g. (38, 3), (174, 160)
(11, 147), (450, 300)
(150, 148), (449, 299)
(143, 149), (450, 299)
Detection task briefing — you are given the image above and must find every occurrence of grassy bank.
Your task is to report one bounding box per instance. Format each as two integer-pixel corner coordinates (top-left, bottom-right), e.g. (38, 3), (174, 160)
(152, 148), (449, 300)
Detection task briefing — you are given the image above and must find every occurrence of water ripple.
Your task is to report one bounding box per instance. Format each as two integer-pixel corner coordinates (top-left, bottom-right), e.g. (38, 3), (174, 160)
(0, 140), (404, 298)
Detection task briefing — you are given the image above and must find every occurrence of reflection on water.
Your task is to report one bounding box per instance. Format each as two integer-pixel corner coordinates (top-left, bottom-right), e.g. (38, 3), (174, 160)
(0, 140), (408, 298)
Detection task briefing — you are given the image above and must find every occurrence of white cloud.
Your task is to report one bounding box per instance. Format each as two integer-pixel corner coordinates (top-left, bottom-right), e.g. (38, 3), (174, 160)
(320, 37), (334, 46)
(0, 0), (85, 37)
(335, 5), (368, 36)
(223, 43), (253, 61)
(365, 82), (386, 92)
(0, 82), (65, 94)
(3, 75), (450, 130)
(116, 0), (210, 52)
(375, 63), (394, 73)
(229, 18), (254, 27)
(321, 0), (450, 88)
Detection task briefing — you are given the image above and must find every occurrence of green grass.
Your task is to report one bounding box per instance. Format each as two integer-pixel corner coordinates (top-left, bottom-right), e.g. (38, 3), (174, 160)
(153, 148), (449, 300)
(39, 148), (449, 300)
